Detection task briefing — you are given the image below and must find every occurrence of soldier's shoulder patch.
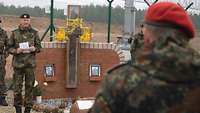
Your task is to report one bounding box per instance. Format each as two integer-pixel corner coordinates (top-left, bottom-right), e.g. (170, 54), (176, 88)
(107, 61), (132, 74)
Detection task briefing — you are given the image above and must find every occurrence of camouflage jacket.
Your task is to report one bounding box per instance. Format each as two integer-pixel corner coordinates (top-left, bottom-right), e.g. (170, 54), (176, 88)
(8, 26), (41, 68)
(0, 27), (8, 66)
(89, 37), (200, 113)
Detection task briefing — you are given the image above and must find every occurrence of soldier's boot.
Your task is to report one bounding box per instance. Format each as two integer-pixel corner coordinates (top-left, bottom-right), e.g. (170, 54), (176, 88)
(24, 107), (31, 113)
(0, 96), (8, 106)
(15, 106), (22, 113)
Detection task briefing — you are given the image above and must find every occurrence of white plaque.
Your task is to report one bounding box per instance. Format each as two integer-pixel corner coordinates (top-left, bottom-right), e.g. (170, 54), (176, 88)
(19, 42), (29, 49)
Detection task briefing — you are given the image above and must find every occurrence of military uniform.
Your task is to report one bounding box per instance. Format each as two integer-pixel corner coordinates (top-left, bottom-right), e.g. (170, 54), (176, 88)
(8, 25), (41, 108)
(89, 34), (200, 113)
(89, 2), (200, 113)
(0, 27), (8, 106)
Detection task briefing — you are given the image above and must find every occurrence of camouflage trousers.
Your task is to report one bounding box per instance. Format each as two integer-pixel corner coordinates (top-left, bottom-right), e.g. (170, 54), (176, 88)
(0, 65), (6, 97)
(13, 67), (35, 108)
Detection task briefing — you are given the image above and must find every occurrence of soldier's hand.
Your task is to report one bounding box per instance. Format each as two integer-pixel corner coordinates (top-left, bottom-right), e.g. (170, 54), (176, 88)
(29, 46), (36, 52)
(16, 48), (23, 54)
(22, 50), (30, 53)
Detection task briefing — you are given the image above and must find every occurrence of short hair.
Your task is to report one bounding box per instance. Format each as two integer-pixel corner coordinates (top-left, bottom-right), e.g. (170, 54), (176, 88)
(145, 24), (190, 46)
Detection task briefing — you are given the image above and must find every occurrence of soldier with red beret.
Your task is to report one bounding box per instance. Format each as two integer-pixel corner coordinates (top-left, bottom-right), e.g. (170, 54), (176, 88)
(89, 2), (200, 113)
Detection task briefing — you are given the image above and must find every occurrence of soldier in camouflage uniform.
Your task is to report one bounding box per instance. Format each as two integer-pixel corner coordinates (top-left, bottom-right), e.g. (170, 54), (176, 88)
(0, 19), (9, 106)
(89, 2), (200, 113)
(8, 14), (41, 113)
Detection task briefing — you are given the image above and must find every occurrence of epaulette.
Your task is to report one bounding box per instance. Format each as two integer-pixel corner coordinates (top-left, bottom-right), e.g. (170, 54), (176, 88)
(107, 61), (132, 74)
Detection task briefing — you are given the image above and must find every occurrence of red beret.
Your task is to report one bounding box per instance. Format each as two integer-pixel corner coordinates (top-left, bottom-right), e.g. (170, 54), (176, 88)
(144, 2), (195, 38)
